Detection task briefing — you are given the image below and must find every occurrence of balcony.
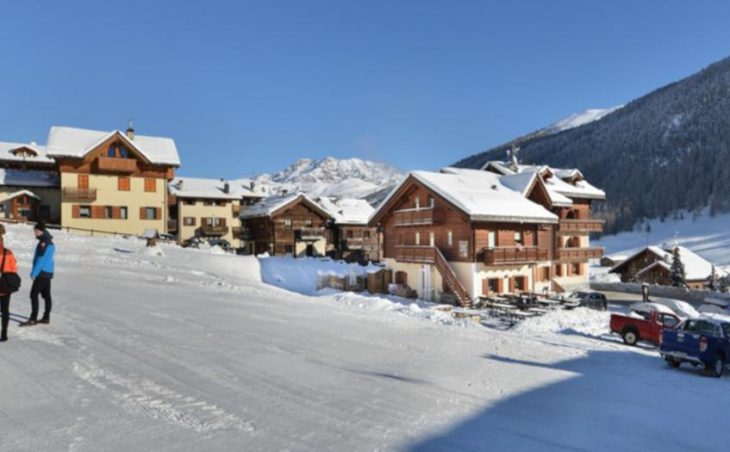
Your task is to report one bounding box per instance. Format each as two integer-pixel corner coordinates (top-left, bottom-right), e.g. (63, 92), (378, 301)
(199, 224), (229, 236)
(296, 227), (326, 241)
(96, 157), (138, 173)
(393, 207), (435, 227)
(481, 246), (549, 266)
(395, 245), (436, 263)
(232, 204), (243, 216)
(558, 219), (605, 234)
(557, 247), (604, 261)
(233, 227), (254, 240)
(63, 187), (97, 202)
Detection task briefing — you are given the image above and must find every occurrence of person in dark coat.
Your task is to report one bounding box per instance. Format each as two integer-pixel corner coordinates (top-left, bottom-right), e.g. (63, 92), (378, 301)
(19, 221), (55, 327)
(0, 225), (19, 341)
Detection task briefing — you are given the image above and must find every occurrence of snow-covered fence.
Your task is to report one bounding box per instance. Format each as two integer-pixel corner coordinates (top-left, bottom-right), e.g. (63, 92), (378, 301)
(591, 281), (730, 305)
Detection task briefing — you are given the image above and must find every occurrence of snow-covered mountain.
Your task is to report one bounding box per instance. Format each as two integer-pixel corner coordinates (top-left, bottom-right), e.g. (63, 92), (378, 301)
(240, 157), (405, 201)
(541, 106), (623, 134)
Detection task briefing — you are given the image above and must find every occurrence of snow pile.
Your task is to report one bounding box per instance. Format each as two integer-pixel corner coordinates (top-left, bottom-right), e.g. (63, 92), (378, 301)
(259, 256), (379, 295)
(514, 308), (610, 338)
(140, 245), (165, 257)
(328, 291), (476, 327)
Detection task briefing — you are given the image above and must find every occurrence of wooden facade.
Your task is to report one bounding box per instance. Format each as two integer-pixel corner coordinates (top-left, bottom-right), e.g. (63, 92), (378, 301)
(240, 197), (334, 257)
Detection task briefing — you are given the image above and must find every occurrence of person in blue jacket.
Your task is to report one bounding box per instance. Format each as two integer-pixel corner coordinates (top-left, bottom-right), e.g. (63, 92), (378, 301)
(20, 221), (55, 327)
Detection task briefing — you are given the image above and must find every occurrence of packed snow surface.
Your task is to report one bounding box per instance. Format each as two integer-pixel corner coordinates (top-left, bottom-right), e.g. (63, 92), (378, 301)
(0, 224), (728, 451)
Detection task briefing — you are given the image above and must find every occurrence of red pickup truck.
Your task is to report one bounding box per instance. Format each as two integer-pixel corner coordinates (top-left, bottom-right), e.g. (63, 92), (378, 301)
(610, 303), (682, 346)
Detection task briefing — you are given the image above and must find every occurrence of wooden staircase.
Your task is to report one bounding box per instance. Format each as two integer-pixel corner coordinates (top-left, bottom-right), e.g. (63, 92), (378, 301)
(433, 247), (472, 307)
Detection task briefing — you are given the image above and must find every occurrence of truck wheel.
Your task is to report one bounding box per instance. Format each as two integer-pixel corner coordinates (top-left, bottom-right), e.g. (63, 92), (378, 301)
(666, 358), (681, 369)
(706, 355), (725, 378)
(622, 329), (639, 346)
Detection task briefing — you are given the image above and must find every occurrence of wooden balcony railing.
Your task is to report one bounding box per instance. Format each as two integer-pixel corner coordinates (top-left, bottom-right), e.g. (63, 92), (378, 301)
(558, 219), (605, 234)
(199, 225), (229, 236)
(393, 207), (435, 227)
(557, 247), (604, 261)
(343, 237), (378, 251)
(395, 245), (436, 263)
(297, 227), (326, 241)
(62, 187), (97, 202)
(481, 246), (549, 265)
(96, 157), (138, 173)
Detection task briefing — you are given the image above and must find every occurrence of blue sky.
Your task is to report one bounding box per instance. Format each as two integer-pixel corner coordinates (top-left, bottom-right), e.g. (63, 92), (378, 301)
(1, 1), (730, 177)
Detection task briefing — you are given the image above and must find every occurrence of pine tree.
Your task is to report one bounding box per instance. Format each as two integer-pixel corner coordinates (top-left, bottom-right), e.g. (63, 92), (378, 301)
(670, 247), (687, 288)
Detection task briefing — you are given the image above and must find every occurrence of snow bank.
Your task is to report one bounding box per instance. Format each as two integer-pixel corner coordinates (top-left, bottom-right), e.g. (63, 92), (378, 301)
(259, 256), (380, 295)
(514, 308), (610, 338)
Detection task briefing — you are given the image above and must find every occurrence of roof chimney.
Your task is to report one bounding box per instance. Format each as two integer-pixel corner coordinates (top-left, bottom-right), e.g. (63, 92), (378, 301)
(126, 120), (135, 140)
(222, 179), (230, 194)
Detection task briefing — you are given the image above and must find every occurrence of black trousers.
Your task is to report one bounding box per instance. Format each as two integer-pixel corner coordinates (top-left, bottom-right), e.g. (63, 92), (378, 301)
(0, 295), (9, 339)
(30, 276), (52, 321)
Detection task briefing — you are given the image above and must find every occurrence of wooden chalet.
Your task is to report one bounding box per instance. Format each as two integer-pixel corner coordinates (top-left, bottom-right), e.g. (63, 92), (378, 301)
(369, 168), (561, 307)
(239, 193), (334, 257)
(317, 197), (379, 263)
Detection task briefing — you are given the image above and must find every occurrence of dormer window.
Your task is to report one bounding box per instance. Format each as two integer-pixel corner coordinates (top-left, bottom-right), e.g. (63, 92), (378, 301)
(107, 143), (130, 159)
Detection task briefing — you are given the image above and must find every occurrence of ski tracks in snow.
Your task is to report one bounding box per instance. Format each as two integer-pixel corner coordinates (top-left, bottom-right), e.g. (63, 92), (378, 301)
(72, 360), (255, 434)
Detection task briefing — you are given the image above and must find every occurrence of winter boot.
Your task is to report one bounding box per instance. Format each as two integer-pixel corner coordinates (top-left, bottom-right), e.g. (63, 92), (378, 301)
(18, 320), (37, 327)
(38, 317), (50, 325)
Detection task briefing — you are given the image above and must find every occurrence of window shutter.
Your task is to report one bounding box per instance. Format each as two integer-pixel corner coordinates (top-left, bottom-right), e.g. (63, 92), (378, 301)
(221, 218), (226, 227)
(509, 277), (515, 293)
(140, 207), (145, 219)
(112, 207), (120, 219)
(497, 278), (503, 293)
(155, 208), (161, 220)
(192, 217), (197, 226)
(72, 205), (80, 218)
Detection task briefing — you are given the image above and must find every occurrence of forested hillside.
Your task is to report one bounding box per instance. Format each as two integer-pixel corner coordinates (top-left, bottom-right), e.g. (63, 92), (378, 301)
(455, 56), (730, 234)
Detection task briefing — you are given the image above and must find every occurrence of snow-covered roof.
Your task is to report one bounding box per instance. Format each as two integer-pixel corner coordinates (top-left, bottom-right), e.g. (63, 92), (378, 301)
(46, 126), (181, 166)
(482, 160), (606, 201)
(0, 142), (55, 165)
(0, 189), (40, 202)
(375, 168), (558, 224)
(317, 197), (374, 225)
(239, 193), (332, 220)
(0, 168), (60, 188)
(611, 245), (723, 281)
(169, 177), (262, 200)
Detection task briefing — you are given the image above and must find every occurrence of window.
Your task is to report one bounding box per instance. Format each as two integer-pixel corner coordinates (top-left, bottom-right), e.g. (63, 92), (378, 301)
(203, 200), (214, 206)
(447, 230), (453, 246)
(488, 231), (496, 248)
(119, 146), (128, 158)
(144, 178), (157, 193)
(305, 219), (313, 227)
(183, 217), (195, 226)
(429, 196), (435, 208)
(415, 232), (420, 246)
(80, 206), (91, 218)
(120, 207), (128, 219)
(514, 231), (524, 246)
(540, 266), (550, 282)
(459, 240), (468, 258)
(429, 232), (435, 247)
(414, 197), (420, 209)
(572, 263), (582, 275)
(555, 264), (563, 277)
(144, 207), (157, 220)
(78, 175), (89, 190)
(107, 145), (116, 158)
(118, 177), (130, 191)
(283, 219), (292, 228)
(514, 276), (526, 291)
(346, 230), (354, 239)
(104, 206), (113, 219)
(363, 230), (370, 239)
(487, 278), (500, 294)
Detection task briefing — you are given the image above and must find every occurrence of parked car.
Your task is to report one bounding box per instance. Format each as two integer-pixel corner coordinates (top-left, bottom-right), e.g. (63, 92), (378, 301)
(182, 237), (206, 248)
(661, 316), (730, 377)
(562, 291), (608, 311)
(610, 303), (681, 346)
(207, 239), (232, 252)
(698, 297), (730, 316)
(647, 298), (699, 319)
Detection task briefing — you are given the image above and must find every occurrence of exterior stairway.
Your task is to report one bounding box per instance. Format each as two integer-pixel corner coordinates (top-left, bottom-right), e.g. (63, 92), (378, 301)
(433, 247), (472, 307)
